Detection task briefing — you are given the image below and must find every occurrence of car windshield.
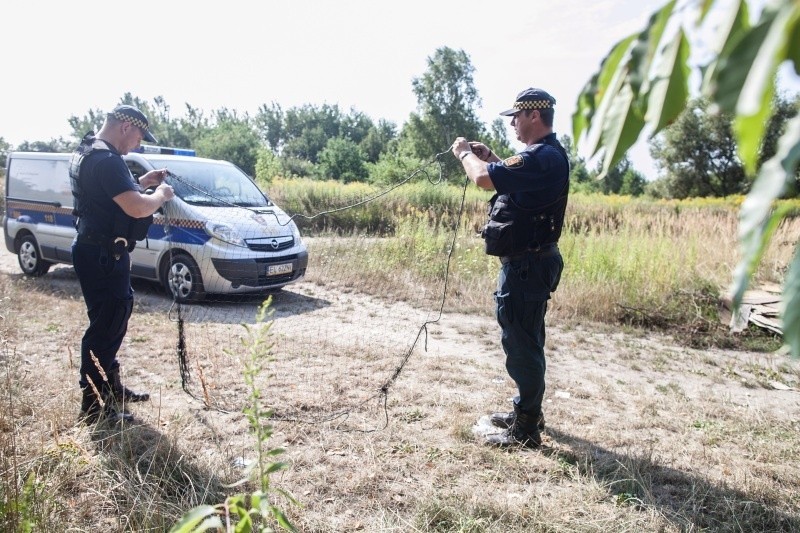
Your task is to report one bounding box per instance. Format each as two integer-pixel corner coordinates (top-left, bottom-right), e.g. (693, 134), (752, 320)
(159, 159), (271, 208)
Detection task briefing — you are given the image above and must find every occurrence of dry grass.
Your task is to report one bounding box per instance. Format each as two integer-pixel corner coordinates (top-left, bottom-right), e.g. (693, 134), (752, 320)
(1, 187), (799, 531)
(1, 255), (800, 531)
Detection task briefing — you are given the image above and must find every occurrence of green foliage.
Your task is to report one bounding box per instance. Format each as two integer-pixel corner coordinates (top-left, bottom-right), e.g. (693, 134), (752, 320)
(192, 114), (261, 176)
(316, 137), (368, 182)
(267, 177), (488, 236)
(487, 118), (513, 160)
(650, 98), (747, 198)
(254, 102), (284, 152)
(0, 137), (9, 168)
(562, 135), (598, 194)
(403, 47), (488, 176)
(254, 148), (283, 184)
(281, 104), (342, 163)
(359, 119), (398, 163)
(170, 298), (296, 533)
(759, 91), (800, 173)
(620, 167), (647, 196)
(0, 472), (41, 533)
(366, 145), (428, 185)
(574, 0), (800, 356)
(10, 138), (73, 154)
(255, 103), (383, 165)
(649, 94), (798, 199)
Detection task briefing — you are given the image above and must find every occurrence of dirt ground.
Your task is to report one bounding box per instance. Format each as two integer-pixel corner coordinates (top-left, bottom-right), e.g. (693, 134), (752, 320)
(2, 248), (800, 531)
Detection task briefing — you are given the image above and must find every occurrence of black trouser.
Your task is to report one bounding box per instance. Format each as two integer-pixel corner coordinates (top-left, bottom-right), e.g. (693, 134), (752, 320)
(494, 249), (563, 417)
(72, 241), (133, 391)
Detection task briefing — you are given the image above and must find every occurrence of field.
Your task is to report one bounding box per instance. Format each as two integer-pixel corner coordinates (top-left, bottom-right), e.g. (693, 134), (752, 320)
(1, 180), (799, 532)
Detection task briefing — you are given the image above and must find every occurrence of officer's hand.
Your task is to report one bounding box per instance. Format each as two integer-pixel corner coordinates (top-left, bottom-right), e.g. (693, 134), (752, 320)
(451, 137), (471, 160)
(468, 142), (493, 162)
(156, 183), (175, 202)
(140, 168), (169, 189)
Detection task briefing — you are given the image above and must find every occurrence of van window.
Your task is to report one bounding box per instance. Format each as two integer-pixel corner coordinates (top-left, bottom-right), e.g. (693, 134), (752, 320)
(125, 161), (148, 181)
(8, 157), (73, 207)
(160, 158), (272, 208)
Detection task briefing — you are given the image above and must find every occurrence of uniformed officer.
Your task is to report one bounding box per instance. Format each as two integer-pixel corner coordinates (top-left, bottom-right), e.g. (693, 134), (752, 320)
(451, 88), (569, 447)
(70, 104), (175, 424)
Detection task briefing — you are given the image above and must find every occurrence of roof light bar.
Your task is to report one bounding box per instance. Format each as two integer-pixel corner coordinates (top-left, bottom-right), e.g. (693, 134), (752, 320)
(134, 145), (197, 156)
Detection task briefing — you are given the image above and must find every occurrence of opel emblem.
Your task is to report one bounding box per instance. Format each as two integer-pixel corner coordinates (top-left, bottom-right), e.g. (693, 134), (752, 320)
(270, 239), (279, 249)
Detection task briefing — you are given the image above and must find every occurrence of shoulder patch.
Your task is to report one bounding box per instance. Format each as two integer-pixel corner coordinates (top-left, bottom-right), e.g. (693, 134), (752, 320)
(502, 154), (524, 168)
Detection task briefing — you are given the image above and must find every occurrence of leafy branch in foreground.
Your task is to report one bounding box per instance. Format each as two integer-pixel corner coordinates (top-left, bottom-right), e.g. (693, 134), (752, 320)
(170, 297), (297, 532)
(574, 0), (800, 356)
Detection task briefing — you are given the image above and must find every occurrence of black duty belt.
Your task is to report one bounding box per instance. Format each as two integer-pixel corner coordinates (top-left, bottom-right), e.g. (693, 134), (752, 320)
(75, 232), (129, 258)
(75, 232), (112, 247)
(500, 244), (559, 264)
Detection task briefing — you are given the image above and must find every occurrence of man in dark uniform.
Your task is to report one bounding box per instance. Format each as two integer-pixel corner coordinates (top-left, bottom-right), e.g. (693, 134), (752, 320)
(70, 104), (174, 424)
(452, 88), (569, 447)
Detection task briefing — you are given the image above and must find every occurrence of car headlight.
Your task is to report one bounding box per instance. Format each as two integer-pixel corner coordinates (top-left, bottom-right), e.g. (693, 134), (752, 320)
(205, 222), (247, 247)
(289, 220), (301, 240)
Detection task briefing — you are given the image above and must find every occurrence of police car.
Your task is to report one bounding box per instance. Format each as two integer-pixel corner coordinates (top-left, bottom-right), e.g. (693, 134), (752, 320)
(3, 147), (308, 303)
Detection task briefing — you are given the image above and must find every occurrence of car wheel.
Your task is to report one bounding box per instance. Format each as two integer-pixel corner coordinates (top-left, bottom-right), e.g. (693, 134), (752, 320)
(162, 252), (206, 303)
(17, 234), (51, 277)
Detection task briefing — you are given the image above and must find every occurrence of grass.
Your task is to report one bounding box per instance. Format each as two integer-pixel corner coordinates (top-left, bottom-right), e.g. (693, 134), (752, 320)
(288, 181), (797, 349)
(1, 178), (799, 531)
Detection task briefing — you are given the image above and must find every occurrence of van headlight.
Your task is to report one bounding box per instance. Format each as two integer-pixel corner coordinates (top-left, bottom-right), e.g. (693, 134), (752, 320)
(205, 222), (247, 247)
(289, 220), (301, 240)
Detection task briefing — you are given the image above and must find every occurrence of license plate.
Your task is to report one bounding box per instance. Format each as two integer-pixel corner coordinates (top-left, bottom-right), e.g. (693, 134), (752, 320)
(267, 262), (293, 276)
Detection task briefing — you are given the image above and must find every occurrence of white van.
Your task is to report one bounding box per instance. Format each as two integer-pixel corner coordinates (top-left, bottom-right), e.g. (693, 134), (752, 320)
(3, 148), (308, 303)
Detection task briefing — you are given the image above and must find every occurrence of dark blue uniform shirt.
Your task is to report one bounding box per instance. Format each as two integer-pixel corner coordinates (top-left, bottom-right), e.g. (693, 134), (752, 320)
(78, 149), (139, 235)
(487, 133), (569, 209)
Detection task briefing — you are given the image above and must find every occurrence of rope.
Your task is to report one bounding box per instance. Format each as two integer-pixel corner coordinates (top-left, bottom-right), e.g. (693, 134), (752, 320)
(164, 147), (472, 427)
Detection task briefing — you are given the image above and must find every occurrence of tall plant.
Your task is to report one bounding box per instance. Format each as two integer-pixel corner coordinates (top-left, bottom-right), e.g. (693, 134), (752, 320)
(573, 0), (800, 356)
(170, 298), (296, 532)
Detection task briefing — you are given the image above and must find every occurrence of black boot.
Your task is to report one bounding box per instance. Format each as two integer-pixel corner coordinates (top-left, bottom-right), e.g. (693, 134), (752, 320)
(79, 387), (134, 425)
(485, 405), (542, 448)
(490, 410), (545, 431)
(110, 367), (150, 403)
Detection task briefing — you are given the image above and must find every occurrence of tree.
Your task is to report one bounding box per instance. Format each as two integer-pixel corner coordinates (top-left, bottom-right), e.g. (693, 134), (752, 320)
(254, 147), (283, 184)
(359, 119), (397, 163)
(317, 137), (368, 182)
(620, 167), (647, 196)
(0, 137), (10, 170)
(573, 0), (800, 355)
(67, 94), (198, 150)
(13, 138), (73, 153)
(598, 156), (631, 195)
(487, 118), (513, 160)
(255, 103), (384, 166)
(560, 135), (596, 194)
(255, 102), (284, 152)
(758, 91), (800, 176)
(650, 98), (748, 198)
(402, 47), (488, 169)
(192, 112), (261, 176)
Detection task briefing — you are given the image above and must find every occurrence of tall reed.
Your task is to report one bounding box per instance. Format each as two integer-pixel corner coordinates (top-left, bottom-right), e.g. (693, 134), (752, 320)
(269, 178), (799, 330)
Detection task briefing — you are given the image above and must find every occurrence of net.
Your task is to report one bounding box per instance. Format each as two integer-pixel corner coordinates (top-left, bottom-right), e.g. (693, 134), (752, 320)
(138, 150), (471, 431)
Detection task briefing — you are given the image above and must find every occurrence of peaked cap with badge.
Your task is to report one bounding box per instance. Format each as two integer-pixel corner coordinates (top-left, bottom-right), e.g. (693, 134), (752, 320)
(107, 104), (158, 143)
(499, 88), (556, 116)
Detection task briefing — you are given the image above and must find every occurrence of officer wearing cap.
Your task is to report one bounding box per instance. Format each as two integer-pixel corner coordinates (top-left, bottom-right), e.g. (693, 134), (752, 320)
(70, 104), (175, 424)
(452, 88), (569, 447)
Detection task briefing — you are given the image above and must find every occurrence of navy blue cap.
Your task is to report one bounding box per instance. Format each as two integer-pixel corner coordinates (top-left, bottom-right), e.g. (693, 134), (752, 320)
(499, 88), (556, 116)
(107, 105), (157, 143)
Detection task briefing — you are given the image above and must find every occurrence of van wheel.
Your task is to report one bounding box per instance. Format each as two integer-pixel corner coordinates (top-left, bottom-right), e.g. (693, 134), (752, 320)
(162, 253), (206, 303)
(17, 234), (51, 277)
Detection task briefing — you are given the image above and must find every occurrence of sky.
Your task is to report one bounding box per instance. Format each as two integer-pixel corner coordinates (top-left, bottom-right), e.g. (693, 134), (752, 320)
(2, 0), (797, 179)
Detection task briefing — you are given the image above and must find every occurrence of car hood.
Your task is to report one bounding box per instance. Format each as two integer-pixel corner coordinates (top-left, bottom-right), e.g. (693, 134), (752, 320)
(172, 204), (295, 237)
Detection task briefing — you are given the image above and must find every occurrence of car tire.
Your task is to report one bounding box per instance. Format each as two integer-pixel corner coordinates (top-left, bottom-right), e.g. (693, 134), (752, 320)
(17, 234), (51, 277)
(162, 252), (206, 303)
